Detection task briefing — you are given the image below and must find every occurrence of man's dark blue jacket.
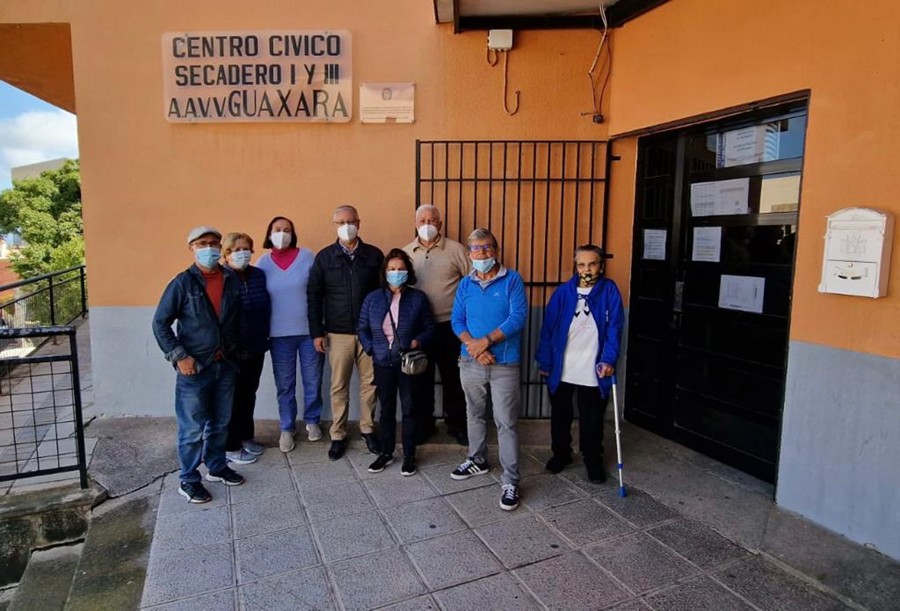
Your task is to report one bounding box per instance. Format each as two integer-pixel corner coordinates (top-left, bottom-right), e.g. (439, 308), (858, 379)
(357, 287), (435, 368)
(535, 274), (624, 398)
(152, 264), (242, 369)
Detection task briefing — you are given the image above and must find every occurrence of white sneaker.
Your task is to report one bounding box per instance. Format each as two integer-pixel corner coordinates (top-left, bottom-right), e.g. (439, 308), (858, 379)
(306, 423), (323, 442)
(279, 431), (295, 453)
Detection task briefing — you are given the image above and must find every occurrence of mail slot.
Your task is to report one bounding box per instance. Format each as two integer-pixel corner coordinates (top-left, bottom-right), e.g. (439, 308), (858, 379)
(819, 208), (894, 298)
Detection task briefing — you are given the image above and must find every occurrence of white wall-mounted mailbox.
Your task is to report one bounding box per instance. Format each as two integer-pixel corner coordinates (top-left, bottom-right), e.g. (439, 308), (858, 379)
(819, 207), (894, 298)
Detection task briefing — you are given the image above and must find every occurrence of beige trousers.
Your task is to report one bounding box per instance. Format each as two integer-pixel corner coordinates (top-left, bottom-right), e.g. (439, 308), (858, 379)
(327, 333), (377, 439)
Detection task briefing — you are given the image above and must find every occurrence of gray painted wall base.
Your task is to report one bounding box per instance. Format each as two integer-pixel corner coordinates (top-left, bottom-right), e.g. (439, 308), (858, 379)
(777, 340), (900, 561)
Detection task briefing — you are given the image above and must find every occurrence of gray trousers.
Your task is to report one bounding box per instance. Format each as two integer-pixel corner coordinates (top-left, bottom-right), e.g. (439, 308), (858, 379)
(459, 360), (521, 486)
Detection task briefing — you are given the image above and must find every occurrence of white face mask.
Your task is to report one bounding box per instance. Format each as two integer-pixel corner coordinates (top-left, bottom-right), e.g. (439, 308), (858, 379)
(230, 250), (252, 270)
(337, 223), (358, 242)
(270, 231), (290, 249)
(417, 224), (438, 242)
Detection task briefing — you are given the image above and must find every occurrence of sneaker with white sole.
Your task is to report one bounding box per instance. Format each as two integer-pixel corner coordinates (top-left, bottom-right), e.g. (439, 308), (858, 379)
(226, 449), (258, 465)
(500, 484), (520, 511)
(401, 456), (417, 476)
(205, 466), (245, 486)
(367, 454), (394, 473)
(450, 459), (489, 480)
(306, 423), (323, 442)
(178, 481), (212, 503)
(279, 431), (295, 453)
(242, 440), (264, 455)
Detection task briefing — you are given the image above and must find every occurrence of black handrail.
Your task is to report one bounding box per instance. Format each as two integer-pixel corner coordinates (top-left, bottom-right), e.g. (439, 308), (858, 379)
(0, 265), (87, 330)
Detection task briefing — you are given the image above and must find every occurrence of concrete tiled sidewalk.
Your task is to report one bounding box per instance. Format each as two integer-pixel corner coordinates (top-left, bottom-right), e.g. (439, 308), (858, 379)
(139, 442), (853, 611)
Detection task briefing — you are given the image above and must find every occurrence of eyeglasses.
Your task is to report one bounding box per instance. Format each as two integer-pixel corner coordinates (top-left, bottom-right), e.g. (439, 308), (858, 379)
(193, 240), (221, 248)
(468, 244), (496, 253)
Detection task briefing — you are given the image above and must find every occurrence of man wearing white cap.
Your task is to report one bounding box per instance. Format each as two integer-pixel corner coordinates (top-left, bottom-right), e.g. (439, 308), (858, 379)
(152, 226), (246, 503)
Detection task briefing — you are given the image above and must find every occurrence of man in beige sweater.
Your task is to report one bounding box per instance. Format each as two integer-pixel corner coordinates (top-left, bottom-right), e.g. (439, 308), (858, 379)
(404, 205), (471, 444)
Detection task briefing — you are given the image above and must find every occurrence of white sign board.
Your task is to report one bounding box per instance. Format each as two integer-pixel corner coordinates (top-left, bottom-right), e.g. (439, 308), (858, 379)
(718, 275), (765, 314)
(692, 226), (722, 262)
(642, 229), (667, 260)
(690, 178), (750, 217)
(162, 30), (352, 123)
(360, 83), (415, 123)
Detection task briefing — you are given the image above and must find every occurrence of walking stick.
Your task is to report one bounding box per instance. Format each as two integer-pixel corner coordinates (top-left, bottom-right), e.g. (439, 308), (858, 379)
(610, 374), (626, 498)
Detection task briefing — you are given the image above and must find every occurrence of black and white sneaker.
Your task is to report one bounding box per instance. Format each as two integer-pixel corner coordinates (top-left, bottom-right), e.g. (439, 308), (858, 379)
(401, 456), (417, 476)
(205, 466), (245, 486)
(178, 481), (212, 504)
(500, 484), (520, 511)
(450, 459), (489, 480)
(368, 454), (394, 473)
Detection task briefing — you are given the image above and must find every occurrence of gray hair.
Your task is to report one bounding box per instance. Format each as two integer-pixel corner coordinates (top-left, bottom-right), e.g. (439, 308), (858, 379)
(333, 205), (359, 221)
(415, 204), (441, 221)
(467, 228), (498, 249)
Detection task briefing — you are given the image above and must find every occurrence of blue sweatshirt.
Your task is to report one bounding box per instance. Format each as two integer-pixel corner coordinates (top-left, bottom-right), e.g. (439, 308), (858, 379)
(451, 266), (527, 365)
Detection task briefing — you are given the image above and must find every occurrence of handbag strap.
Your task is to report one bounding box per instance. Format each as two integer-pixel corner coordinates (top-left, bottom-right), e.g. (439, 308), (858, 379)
(384, 291), (403, 353)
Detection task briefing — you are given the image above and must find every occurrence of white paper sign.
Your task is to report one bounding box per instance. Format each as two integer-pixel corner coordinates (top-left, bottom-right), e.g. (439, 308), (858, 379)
(360, 82), (415, 123)
(692, 226), (722, 262)
(690, 178), (750, 217)
(718, 124), (780, 167)
(718, 275), (765, 313)
(642, 229), (667, 260)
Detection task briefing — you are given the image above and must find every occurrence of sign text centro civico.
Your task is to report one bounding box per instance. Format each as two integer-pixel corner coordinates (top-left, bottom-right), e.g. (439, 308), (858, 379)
(162, 30), (352, 123)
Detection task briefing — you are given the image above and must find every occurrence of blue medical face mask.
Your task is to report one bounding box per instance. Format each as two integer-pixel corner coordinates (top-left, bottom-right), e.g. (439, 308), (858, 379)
(472, 258), (496, 274)
(386, 270), (408, 287)
(230, 250), (252, 270)
(194, 247), (221, 268)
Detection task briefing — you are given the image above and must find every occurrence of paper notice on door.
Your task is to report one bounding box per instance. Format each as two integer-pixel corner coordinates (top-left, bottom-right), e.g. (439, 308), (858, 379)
(690, 178), (750, 217)
(718, 275), (765, 314)
(718, 124), (780, 168)
(643, 229), (667, 260)
(692, 226), (722, 262)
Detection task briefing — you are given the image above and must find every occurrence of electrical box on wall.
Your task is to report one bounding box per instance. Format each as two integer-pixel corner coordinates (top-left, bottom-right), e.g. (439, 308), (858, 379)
(819, 207), (894, 298)
(488, 29), (513, 51)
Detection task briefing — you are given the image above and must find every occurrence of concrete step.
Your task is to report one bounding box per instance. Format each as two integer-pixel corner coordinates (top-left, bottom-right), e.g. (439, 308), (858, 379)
(8, 543), (83, 611)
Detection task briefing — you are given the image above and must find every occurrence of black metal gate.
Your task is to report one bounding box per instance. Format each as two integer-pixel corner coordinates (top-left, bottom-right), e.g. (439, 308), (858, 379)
(416, 140), (612, 417)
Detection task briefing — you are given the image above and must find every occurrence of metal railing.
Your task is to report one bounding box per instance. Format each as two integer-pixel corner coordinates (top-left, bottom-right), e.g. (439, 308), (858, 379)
(0, 326), (88, 489)
(0, 266), (87, 357)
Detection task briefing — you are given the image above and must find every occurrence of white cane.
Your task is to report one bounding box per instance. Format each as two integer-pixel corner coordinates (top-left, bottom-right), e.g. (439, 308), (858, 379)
(610, 374), (626, 498)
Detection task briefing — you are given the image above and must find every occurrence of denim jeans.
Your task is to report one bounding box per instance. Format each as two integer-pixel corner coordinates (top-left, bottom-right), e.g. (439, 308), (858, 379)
(175, 361), (236, 483)
(373, 363), (417, 457)
(270, 335), (325, 431)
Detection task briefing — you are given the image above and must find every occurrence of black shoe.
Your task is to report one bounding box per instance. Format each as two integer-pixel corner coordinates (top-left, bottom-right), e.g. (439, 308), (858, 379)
(361, 433), (380, 455)
(328, 440), (346, 461)
(450, 458), (489, 480)
(178, 480), (212, 504)
(586, 465), (608, 483)
(368, 454), (394, 473)
(500, 484), (520, 511)
(205, 466), (245, 486)
(401, 456), (417, 476)
(545, 454), (573, 474)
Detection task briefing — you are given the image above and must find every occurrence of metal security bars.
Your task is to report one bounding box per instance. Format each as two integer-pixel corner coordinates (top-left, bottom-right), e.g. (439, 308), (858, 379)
(416, 140), (612, 418)
(0, 326), (88, 489)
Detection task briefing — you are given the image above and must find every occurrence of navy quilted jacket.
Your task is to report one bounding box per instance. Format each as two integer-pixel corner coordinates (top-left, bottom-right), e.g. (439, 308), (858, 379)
(357, 287), (435, 367)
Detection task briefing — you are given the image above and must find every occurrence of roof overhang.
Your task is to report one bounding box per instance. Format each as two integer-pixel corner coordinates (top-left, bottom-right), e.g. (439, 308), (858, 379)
(434, 0), (670, 32)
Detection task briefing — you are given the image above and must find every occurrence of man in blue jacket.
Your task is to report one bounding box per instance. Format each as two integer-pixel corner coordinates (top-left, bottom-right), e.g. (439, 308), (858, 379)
(449, 228), (528, 511)
(536, 245), (624, 482)
(152, 226), (245, 504)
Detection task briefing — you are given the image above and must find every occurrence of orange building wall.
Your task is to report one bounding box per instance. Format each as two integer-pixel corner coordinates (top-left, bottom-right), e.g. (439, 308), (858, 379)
(605, 0), (900, 359)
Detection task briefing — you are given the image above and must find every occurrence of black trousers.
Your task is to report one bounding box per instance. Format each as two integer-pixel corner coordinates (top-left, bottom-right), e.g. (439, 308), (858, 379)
(226, 352), (266, 452)
(415, 321), (467, 432)
(374, 362), (417, 457)
(549, 382), (607, 471)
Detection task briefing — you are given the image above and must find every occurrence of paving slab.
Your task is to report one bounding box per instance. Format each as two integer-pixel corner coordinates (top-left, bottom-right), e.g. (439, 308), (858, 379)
(518, 473), (587, 512)
(235, 525), (319, 584)
(475, 514), (569, 569)
(374, 594), (439, 610)
(228, 467), (295, 504)
(539, 498), (634, 548)
(363, 473), (439, 508)
(284, 442), (332, 466)
(328, 548), (425, 611)
(714, 557), (849, 611)
(420, 464), (498, 494)
(381, 496), (467, 544)
(513, 552), (630, 611)
(141, 542), (234, 607)
(144, 588), (236, 611)
(312, 511), (396, 563)
(445, 484), (532, 528)
(151, 504), (231, 555)
(292, 457), (357, 490)
(405, 529), (504, 590)
(607, 601), (652, 611)
(433, 573), (540, 611)
(413, 445), (467, 467)
(156, 472), (228, 518)
(644, 575), (755, 611)
(232, 493), (306, 539)
(593, 485), (679, 529)
(236, 448), (289, 470)
(647, 518), (749, 570)
(345, 448), (386, 479)
(585, 532), (699, 595)
(300, 480), (375, 522)
(239, 566), (336, 611)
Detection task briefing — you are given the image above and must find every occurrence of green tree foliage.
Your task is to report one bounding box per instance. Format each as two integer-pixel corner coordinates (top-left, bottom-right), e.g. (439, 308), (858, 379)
(0, 159), (83, 277)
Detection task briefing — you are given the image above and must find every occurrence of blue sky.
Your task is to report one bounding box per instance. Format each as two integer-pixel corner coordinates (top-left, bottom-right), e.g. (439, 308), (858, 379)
(0, 81), (79, 191)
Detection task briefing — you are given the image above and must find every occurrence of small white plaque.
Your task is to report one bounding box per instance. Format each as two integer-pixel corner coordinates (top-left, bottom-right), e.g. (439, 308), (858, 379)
(360, 82), (415, 123)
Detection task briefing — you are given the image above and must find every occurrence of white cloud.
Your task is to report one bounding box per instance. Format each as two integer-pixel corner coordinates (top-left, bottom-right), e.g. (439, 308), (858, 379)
(0, 110), (79, 190)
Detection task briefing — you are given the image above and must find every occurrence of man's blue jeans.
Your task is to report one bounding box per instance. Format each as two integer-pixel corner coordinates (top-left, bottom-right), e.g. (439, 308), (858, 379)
(175, 361), (236, 483)
(270, 335), (324, 431)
